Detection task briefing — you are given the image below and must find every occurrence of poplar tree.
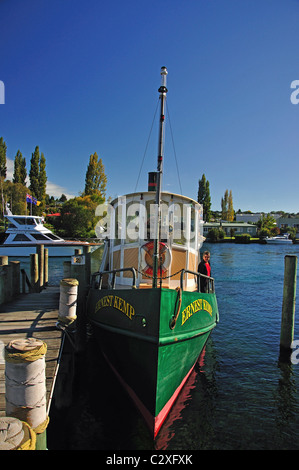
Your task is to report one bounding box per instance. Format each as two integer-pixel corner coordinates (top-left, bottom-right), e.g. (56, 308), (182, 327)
(221, 189), (229, 220)
(0, 137), (7, 179)
(227, 190), (234, 222)
(39, 153), (47, 209)
(197, 174), (211, 222)
(13, 150), (27, 185)
(221, 189), (234, 221)
(84, 152), (107, 200)
(29, 146), (40, 198)
(29, 146), (47, 213)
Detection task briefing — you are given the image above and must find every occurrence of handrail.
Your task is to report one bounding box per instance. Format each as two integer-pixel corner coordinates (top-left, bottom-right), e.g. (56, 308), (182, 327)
(180, 269), (215, 293)
(91, 267), (137, 290)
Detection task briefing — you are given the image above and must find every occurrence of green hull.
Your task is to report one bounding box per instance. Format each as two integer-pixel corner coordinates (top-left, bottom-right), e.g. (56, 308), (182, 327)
(86, 287), (218, 437)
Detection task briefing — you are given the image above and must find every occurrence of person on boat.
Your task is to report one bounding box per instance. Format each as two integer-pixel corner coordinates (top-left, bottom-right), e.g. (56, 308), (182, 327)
(198, 250), (211, 293)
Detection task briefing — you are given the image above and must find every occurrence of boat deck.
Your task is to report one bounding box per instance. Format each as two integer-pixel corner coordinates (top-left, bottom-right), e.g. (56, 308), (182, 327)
(0, 286), (63, 417)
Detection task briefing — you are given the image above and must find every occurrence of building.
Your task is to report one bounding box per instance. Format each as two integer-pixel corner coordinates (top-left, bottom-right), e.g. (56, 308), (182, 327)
(235, 213), (281, 223)
(277, 217), (299, 236)
(203, 222), (257, 237)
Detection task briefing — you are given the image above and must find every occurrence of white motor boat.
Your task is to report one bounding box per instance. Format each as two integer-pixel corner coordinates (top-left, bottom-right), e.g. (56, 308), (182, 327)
(0, 214), (101, 257)
(265, 233), (293, 244)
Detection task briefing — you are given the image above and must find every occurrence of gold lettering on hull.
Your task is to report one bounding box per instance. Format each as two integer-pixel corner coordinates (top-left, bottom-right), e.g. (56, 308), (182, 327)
(95, 295), (135, 320)
(181, 298), (213, 326)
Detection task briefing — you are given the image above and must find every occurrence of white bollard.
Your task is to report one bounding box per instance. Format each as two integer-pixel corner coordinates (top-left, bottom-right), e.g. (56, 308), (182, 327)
(58, 278), (78, 325)
(0, 416), (36, 450)
(5, 338), (48, 436)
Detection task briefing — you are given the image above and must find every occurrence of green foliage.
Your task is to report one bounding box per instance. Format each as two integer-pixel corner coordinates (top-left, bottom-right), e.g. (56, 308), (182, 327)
(197, 174), (211, 222)
(29, 146), (40, 197)
(0, 137), (7, 179)
(29, 146), (47, 214)
(55, 195), (101, 238)
(257, 213), (277, 239)
(234, 233), (251, 243)
(227, 190), (234, 222)
(281, 226), (296, 240)
(3, 181), (28, 215)
(207, 227), (225, 242)
(259, 228), (270, 238)
(221, 189), (234, 221)
(39, 153), (47, 211)
(84, 152), (107, 199)
(13, 150), (27, 185)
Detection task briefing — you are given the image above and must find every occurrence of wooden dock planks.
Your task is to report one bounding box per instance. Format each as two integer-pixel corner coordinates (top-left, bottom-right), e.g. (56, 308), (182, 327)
(0, 286), (62, 417)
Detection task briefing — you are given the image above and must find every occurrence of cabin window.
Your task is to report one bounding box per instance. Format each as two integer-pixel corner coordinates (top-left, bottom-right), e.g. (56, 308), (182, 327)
(31, 233), (49, 240)
(13, 234), (30, 241)
(46, 233), (61, 240)
(114, 199), (146, 244)
(145, 199), (171, 241)
(126, 201), (146, 243)
(7, 222), (17, 229)
(12, 218), (37, 225)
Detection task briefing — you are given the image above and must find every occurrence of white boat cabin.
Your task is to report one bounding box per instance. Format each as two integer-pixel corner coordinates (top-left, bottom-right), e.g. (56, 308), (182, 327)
(98, 191), (204, 291)
(1, 215), (64, 244)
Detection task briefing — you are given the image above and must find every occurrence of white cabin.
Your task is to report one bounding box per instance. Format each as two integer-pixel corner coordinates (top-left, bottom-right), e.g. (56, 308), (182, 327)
(97, 191), (204, 291)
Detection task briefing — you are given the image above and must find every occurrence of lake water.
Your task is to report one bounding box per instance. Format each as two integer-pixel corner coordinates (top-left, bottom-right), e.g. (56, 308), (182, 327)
(41, 242), (299, 450)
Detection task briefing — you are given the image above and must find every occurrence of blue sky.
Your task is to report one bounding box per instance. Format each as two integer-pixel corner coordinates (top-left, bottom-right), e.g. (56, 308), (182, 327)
(1, 0), (299, 213)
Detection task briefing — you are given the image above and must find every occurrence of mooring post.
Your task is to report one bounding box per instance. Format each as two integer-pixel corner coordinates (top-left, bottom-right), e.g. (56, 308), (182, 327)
(36, 245), (44, 291)
(280, 255), (297, 358)
(10, 261), (20, 296)
(58, 278), (78, 325)
(0, 255), (8, 266)
(30, 253), (39, 292)
(0, 256), (12, 303)
(0, 416), (36, 450)
(44, 248), (48, 286)
(70, 252), (88, 351)
(5, 338), (49, 450)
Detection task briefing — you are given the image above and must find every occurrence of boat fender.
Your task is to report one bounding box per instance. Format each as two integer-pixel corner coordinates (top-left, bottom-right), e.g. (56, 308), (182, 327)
(140, 241), (171, 276)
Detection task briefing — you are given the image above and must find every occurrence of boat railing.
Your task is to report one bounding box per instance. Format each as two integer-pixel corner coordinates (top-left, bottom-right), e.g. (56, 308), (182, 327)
(91, 267), (137, 290)
(180, 269), (215, 293)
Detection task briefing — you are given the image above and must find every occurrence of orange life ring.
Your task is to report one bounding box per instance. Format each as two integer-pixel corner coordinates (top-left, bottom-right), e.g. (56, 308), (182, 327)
(140, 241), (171, 276)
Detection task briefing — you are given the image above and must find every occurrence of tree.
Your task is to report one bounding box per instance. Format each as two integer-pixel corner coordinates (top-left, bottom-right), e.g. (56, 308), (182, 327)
(221, 189), (234, 221)
(29, 146), (40, 197)
(197, 174), (211, 222)
(38, 153), (47, 211)
(207, 227), (225, 242)
(3, 180), (27, 215)
(29, 146), (47, 214)
(13, 150), (27, 185)
(221, 190), (229, 220)
(57, 195), (101, 238)
(0, 137), (7, 179)
(227, 190), (234, 222)
(256, 213), (278, 238)
(84, 152), (107, 200)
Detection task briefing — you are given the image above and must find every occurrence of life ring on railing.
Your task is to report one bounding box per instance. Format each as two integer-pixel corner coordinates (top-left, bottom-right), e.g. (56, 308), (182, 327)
(140, 241), (171, 277)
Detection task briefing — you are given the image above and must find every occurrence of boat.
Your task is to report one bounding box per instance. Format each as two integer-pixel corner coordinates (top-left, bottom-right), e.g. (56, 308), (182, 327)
(86, 67), (219, 438)
(0, 214), (101, 257)
(265, 233), (293, 244)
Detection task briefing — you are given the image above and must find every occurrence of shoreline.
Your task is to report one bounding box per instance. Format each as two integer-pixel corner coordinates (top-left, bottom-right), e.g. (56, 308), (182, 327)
(205, 237), (298, 244)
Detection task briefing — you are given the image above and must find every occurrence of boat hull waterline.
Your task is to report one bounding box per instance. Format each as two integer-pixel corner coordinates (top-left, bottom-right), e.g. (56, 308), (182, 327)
(87, 286), (219, 437)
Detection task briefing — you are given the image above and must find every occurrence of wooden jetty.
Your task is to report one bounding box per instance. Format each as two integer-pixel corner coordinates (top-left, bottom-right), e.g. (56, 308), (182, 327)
(0, 286), (62, 417)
